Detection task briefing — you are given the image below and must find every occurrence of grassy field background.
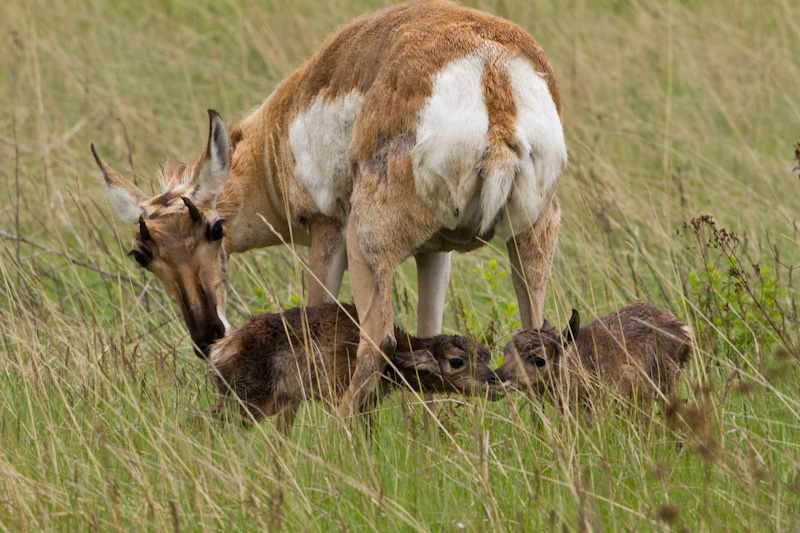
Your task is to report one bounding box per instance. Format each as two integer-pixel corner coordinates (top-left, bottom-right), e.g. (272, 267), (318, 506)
(2, 0), (800, 530)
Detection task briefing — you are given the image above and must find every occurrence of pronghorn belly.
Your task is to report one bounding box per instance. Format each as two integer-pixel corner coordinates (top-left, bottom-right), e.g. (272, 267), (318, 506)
(417, 232), (492, 254)
(289, 90), (365, 221)
(417, 197), (495, 253)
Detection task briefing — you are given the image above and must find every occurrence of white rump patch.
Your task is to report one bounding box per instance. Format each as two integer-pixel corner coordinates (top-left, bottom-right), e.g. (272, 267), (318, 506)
(412, 52), (489, 230)
(289, 91), (364, 220)
(496, 56), (567, 241)
(411, 48), (567, 240)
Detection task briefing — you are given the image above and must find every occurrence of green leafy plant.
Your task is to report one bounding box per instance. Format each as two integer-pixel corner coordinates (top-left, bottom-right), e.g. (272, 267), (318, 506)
(251, 285), (299, 312)
(686, 258), (786, 354)
(459, 258), (521, 359)
(681, 216), (794, 361)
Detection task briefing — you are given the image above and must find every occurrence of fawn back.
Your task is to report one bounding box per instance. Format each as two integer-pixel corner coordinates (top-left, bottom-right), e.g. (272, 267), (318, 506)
(207, 303), (504, 427)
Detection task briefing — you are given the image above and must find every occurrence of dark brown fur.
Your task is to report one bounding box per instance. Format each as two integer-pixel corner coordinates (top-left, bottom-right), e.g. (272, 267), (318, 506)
(207, 303), (503, 432)
(496, 302), (692, 405)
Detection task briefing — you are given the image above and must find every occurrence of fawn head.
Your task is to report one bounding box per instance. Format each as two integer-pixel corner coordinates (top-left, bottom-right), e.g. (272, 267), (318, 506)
(495, 309), (580, 390)
(391, 336), (506, 400)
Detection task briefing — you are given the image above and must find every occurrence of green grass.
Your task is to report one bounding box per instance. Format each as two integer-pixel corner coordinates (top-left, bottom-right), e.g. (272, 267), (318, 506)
(2, 0), (800, 530)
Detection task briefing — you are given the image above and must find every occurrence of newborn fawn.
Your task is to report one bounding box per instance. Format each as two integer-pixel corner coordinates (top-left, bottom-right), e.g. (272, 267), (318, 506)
(496, 302), (692, 406)
(207, 303), (504, 433)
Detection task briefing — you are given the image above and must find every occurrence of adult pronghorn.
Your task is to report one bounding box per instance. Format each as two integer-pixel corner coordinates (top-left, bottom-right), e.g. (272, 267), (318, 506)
(92, 0), (567, 418)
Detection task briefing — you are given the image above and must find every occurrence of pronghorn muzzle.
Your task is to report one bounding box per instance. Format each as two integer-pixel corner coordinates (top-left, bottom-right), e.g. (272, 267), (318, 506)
(180, 286), (226, 358)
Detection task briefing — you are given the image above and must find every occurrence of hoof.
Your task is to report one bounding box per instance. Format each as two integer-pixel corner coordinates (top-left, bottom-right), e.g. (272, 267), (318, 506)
(379, 334), (397, 356)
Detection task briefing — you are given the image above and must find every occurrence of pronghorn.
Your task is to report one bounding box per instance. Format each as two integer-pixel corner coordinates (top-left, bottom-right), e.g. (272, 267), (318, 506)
(92, 0), (567, 418)
(206, 303), (505, 434)
(495, 303), (693, 405)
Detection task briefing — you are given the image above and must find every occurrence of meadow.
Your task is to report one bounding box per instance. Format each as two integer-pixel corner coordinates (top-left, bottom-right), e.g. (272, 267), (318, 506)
(1, 0), (800, 530)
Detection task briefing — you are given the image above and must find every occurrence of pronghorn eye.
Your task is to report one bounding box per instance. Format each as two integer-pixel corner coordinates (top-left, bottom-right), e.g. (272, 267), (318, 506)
(128, 249), (150, 267)
(449, 357), (464, 369)
(210, 219), (225, 241)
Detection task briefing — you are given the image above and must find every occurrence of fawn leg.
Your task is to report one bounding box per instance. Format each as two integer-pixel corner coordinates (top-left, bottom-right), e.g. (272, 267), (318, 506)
(275, 402), (300, 437)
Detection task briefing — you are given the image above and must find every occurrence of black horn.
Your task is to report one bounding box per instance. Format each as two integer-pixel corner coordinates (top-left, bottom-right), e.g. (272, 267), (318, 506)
(182, 196), (202, 222)
(138, 215), (151, 241)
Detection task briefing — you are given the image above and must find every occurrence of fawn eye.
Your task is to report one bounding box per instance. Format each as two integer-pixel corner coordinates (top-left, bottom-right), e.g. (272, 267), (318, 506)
(449, 357), (464, 369)
(128, 249), (149, 267)
(210, 219), (225, 241)
(533, 357), (546, 367)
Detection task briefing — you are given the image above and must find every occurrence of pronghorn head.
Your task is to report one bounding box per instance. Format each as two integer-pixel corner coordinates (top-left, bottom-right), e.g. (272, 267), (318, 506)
(390, 336), (506, 401)
(495, 310), (580, 391)
(92, 110), (233, 357)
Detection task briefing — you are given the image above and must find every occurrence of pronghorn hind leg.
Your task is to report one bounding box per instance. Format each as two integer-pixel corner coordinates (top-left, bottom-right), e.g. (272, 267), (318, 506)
(307, 217), (347, 306)
(507, 196), (561, 329)
(338, 214), (397, 425)
(415, 250), (452, 429)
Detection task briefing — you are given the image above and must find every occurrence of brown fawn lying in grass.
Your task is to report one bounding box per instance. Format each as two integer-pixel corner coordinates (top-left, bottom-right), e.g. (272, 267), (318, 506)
(495, 302), (692, 409)
(205, 303), (505, 434)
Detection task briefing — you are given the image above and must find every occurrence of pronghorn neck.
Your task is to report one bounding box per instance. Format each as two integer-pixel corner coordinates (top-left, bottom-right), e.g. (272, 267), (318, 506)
(215, 94), (308, 254)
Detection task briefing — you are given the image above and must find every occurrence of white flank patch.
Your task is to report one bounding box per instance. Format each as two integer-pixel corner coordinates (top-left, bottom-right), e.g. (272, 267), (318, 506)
(412, 52), (489, 230)
(289, 91), (365, 220)
(496, 56), (567, 241)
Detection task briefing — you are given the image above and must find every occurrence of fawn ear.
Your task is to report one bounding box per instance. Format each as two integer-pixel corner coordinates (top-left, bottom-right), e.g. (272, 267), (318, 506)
(393, 349), (439, 373)
(192, 109), (231, 208)
(91, 144), (149, 224)
(562, 309), (580, 345)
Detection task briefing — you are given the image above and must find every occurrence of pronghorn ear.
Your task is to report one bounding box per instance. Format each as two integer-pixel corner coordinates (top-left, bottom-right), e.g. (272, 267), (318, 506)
(562, 309), (580, 345)
(393, 349), (439, 374)
(91, 144), (148, 224)
(193, 109), (231, 208)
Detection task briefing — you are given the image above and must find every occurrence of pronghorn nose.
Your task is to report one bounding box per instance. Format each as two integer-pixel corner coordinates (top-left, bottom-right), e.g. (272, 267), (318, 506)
(191, 314), (226, 359)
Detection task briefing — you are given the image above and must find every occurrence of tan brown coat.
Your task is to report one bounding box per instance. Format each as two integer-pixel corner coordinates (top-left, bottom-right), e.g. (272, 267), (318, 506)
(93, 0), (567, 418)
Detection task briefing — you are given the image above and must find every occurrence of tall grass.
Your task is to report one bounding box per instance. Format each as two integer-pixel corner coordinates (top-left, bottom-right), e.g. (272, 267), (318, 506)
(2, 0), (800, 529)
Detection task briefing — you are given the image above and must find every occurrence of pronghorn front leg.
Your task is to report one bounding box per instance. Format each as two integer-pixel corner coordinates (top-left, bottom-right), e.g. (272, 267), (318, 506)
(307, 217), (347, 306)
(415, 251), (452, 337)
(415, 251), (452, 426)
(507, 196), (561, 329)
(338, 213), (396, 422)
